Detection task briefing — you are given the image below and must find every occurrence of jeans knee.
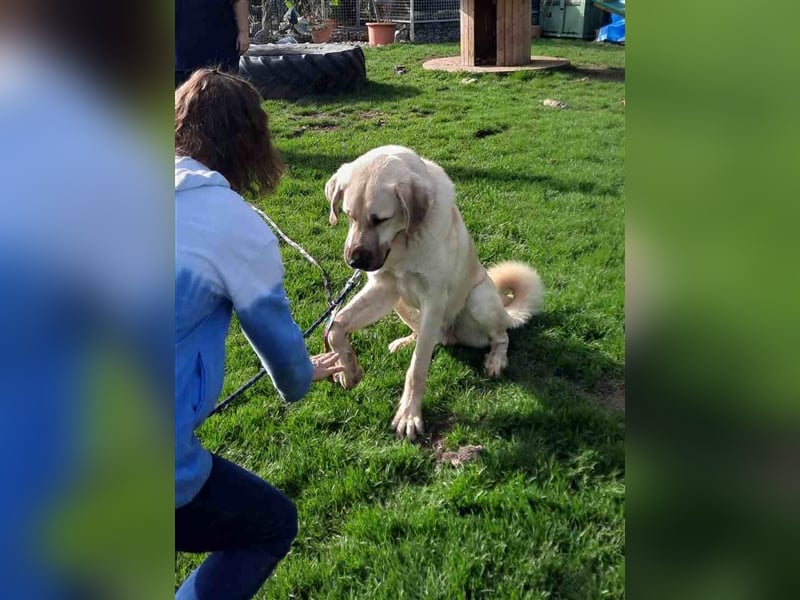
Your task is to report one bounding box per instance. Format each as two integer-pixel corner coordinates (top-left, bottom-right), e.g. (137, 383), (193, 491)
(265, 494), (298, 557)
(282, 499), (298, 544)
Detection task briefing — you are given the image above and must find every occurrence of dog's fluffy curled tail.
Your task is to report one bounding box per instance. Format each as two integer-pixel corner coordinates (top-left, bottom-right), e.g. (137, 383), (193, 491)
(488, 261), (544, 328)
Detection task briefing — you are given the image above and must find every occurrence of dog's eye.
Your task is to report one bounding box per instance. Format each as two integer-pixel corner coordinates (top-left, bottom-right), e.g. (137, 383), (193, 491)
(369, 215), (389, 226)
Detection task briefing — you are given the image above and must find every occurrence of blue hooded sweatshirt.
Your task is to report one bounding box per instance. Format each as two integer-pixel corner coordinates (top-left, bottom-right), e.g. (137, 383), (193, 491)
(175, 156), (313, 507)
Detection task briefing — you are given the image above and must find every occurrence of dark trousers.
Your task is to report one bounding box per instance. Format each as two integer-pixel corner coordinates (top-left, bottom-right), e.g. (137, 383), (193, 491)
(175, 454), (298, 600)
(175, 57), (240, 88)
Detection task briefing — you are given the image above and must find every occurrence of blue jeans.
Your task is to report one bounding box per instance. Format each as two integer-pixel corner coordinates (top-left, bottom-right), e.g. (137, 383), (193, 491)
(175, 454), (298, 599)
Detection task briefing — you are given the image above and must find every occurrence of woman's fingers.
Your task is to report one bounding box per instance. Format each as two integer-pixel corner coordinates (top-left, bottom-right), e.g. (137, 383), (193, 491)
(316, 351), (339, 365)
(311, 352), (344, 381)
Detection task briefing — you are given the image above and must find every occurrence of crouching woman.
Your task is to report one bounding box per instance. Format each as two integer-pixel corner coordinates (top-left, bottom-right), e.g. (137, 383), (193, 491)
(174, 69), (342, 600)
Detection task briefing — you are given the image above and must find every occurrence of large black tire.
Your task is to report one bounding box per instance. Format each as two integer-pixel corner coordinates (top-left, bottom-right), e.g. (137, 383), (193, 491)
(239, 44), (366, 100)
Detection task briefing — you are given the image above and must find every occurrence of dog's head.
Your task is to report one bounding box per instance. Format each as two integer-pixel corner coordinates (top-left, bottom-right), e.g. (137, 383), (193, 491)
(326, 147), (431, 272)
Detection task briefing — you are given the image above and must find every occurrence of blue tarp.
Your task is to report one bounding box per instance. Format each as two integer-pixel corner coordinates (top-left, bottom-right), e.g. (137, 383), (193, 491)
(597, 13), (625, 44)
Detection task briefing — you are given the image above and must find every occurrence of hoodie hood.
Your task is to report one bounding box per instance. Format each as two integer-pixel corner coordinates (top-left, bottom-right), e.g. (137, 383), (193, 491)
(175, 156), (230, 192)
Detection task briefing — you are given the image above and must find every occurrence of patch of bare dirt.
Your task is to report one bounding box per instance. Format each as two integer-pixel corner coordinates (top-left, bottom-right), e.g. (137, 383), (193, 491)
(358, 110), (387, 127)
(359, 110), (385, 120)
(290, 110), (347, 120)
(595, 380), (625, 411)
(418, 413), (456, 450)
(575, 379), (625, 412)
(287, 122), (339, 138)
(434, 444), (485, 471)
(602, 381), (625, 412)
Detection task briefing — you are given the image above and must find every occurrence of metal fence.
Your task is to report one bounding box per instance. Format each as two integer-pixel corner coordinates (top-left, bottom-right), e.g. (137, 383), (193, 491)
(250, 0), (364, 37)
(382, 0), (460, 25)
(251, 0), (543, 43)
(354, 0), (461, 42)
(382, 0), (544, 39)
(371, 0), (460, 38)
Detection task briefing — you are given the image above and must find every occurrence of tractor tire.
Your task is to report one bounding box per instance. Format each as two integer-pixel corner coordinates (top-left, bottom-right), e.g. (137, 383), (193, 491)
(239, 44), (367, 100)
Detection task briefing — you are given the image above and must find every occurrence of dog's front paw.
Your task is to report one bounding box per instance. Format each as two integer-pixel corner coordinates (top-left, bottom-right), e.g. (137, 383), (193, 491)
(484, 352), (508, 378)
(334, 362), (363, 389)
(391, 404), (424, 440)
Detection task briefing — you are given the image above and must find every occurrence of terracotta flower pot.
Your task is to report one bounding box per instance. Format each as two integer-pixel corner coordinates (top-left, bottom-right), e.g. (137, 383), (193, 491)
(366, 22), (396, 46)
(311, 25), (333, 43)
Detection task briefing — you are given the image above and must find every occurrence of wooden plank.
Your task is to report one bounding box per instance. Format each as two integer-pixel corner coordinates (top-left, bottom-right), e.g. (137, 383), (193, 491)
(497, 0), (506, 65)
(506, 0), (513, 65)
(526, 0), (533, 62)
(514, 0), (525, 65)
(460, 0), (466, 65)
(468, 0), (473, 65)
(526, 0), (532, 63)
(520, 0), (531, 64)
(510, 0), (516, 65)
(509, 0), (515, 65)
(461, 0), (471, 66)
(514, 0), (522, 65)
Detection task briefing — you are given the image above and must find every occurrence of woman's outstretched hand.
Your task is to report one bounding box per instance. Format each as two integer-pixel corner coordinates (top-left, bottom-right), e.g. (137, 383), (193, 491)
(311, 351), (344, 382)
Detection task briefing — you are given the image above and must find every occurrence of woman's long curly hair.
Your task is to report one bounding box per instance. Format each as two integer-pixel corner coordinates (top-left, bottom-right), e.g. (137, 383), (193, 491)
(175, 69), (284, 198)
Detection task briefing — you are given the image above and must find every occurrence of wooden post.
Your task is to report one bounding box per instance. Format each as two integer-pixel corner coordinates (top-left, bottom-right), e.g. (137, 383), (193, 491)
(410, 0), (416, 42)
(461, 0), (531, 67)
(461, 0), (473, 66)
(496, 0), (506, 65)
(516, 0), (530, 64)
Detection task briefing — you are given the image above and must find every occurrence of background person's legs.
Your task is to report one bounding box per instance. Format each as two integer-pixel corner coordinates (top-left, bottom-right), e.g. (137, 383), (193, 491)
(175, 454), (298, 600)
(175, 69), (194, 88)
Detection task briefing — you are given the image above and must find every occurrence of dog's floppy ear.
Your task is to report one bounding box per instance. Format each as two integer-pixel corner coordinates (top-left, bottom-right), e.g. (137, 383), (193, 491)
(395, 173), (430, 235)
(325, 170), (345, 226)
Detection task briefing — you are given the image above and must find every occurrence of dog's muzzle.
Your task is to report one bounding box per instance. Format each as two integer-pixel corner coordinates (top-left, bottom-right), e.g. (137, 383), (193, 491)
(347, 246), (390, 272)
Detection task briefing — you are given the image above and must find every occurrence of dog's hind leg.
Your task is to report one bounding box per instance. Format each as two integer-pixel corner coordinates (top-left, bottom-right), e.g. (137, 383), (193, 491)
(484, 329), (509, 378)
(389, 299), (419, 353)
(461, 278), (511, 378)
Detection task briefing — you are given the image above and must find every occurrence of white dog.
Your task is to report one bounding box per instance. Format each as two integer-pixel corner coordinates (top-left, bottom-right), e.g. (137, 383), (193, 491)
(325, 146), (544, 439)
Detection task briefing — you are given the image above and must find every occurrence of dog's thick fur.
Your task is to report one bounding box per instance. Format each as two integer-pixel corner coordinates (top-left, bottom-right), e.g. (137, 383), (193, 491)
(325, 146), (543, 439)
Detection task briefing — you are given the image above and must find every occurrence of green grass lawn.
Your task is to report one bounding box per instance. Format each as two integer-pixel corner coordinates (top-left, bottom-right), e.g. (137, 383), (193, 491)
(177, 38), (625, 598)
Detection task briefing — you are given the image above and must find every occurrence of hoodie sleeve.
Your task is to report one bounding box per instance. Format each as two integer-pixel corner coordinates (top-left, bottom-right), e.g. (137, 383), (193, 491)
(221, 225), (313, 403)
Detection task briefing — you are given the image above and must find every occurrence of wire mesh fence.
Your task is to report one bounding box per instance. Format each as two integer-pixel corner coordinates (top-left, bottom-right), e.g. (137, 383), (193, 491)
(250, 0), (543, 43)
(352, 0), (459, 25)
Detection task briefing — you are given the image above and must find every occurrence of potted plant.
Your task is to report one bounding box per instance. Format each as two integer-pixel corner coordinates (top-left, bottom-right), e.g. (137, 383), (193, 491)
(309, 15), (333, 42)
(285, 0), (326, 44)
(366, 0), (396, 46)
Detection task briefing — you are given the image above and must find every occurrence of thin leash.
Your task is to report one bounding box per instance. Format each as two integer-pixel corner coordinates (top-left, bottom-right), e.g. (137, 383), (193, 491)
(208, 206), (362, 417)
(250, 204), (333, 301)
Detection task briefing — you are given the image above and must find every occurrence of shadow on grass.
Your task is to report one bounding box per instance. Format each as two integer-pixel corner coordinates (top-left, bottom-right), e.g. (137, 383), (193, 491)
(282, 150), (620, 198)
(444, 164), (621, 197)
(432, 308), (625, 481)
(285, 80), (422, 106)
(564, 65), (625, 83)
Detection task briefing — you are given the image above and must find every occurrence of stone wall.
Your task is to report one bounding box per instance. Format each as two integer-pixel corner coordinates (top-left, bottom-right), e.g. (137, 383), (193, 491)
(410, 20), (459, 43)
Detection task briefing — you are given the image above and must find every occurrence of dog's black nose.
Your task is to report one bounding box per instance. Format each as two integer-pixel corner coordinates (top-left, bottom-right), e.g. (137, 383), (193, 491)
(347, 247), (372, 270)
